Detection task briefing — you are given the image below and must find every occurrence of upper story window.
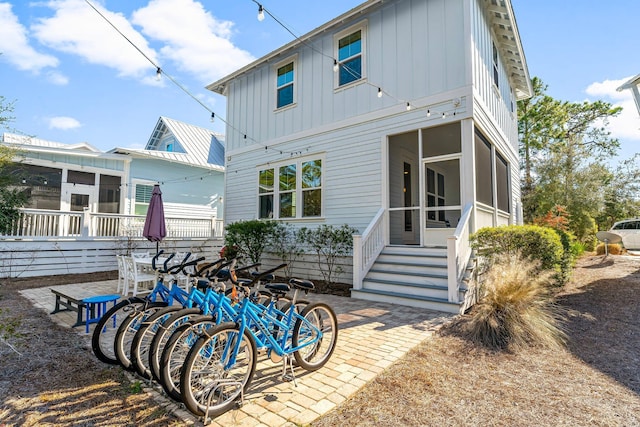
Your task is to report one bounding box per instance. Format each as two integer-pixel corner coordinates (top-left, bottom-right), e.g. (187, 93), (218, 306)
(492, 42), (499, 89)
(336, 23), (366, 87)
(276, 60), (295, 109)
(258, 157), (323, 219)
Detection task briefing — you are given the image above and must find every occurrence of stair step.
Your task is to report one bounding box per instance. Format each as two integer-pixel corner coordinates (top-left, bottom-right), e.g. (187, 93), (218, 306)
(351, 288), (460, 314)
(364, 277), (447, 290)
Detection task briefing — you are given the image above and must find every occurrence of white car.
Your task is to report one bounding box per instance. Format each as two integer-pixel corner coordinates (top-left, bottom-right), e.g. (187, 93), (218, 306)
(610, 219), (640, 250)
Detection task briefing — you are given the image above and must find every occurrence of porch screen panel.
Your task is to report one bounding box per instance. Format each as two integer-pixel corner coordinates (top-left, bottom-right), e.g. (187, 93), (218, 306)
(496, 153), (510, 212)
(99, 174), (121, 213)
(68, 170), (95, 185)
(475, 133), (493, 206)
(15, 164), (62, 210)
(421, 123), (461, 157)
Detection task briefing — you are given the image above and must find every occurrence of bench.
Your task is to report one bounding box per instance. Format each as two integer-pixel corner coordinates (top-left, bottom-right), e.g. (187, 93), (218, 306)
(51, 289), (87, 327)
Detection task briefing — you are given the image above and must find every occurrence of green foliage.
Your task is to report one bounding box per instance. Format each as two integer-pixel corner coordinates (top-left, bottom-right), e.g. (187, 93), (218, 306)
(471, 225), (569, 285)
(516, 77), (634, 244)
(269, 222), (304, 279)
(443, 254), (567, 352)
(299, 224), (357, 284)
(129, 380), (143, 394)
(224, 219), (277, 264)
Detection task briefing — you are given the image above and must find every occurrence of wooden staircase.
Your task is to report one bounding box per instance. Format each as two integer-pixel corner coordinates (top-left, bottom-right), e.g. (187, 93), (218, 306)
(351, 246), (466, 314)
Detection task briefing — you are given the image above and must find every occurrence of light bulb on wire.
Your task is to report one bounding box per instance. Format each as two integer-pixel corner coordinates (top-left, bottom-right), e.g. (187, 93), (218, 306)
(257, 4), (265, 21)
(333, 59), (339, 72)
(377, 88), (382, 98)
(155, 67), (161, 81)
(210, 112), (215, 123)
(406, 102), (411, 111)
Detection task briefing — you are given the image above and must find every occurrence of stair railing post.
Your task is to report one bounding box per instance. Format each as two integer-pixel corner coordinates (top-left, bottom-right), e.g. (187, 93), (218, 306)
(352, 234), (363, 290)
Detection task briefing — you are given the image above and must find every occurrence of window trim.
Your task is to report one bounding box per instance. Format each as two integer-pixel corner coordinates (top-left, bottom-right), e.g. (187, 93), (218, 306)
(492, 42), (499, 89)
(334, 21), (367, 89)
(257, 155), (324, 220)
(274, 54), (297, 111)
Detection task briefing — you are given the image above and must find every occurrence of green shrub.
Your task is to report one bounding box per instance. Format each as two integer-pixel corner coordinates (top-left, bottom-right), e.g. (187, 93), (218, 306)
(443, 254), (567, 351)
(269, 222), (304, 279)
(299, 224), (357, 284)
(224, 219), (277, 264)
(471, 225), (567, 285)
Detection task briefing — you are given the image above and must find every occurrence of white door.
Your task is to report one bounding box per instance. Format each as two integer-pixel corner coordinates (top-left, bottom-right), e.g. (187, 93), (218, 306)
(61, 183), (96, 212)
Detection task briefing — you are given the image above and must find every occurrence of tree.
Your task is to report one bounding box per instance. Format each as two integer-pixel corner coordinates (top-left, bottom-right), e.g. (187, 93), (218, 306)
(0, 96), (30, 234)
(517, 78), (623, 242)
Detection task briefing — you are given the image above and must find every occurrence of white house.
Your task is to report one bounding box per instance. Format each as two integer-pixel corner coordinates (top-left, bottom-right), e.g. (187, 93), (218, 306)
(208, 0), (531, 313)
(617, 74), (640, 116)
(2, 116), (225, 236)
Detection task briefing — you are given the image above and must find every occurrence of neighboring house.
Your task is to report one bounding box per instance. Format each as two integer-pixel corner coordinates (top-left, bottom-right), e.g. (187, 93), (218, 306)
(617, 74), (640, 116)
(1, 116), (225, 224)
(208, 0), (531, 313)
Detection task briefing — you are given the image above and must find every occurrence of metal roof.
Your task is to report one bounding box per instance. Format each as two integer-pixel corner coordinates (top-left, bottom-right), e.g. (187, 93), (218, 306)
(1, 133), (102, 152)
(110, 116), (225, 171)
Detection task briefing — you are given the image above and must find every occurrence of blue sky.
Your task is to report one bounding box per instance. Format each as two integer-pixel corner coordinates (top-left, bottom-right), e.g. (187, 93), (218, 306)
(1, 0), (638, 162)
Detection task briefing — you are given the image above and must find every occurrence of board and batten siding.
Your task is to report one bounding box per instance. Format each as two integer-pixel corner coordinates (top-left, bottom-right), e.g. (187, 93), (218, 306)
(471, 0), (519, 154)
(224, 0), (467, 154)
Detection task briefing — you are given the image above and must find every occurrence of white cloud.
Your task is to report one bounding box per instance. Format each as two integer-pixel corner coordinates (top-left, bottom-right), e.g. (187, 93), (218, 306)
(32, 0), (159, 79)
(46, 70), (69, 85)
(0, 2), (59, 72)
(48, 116), (81, 130)
(131, 0), (255, 83)
(586, 77), (640, 142)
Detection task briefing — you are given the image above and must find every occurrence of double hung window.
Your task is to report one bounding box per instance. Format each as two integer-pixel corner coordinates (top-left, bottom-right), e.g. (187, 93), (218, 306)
(276, 60), (295, 108)
(258, 158), (322, 219)
(336, 24), (365, 87)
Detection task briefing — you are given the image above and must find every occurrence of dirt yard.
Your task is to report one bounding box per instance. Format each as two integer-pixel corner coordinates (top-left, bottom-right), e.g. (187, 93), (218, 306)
(1, 254), (639, 426)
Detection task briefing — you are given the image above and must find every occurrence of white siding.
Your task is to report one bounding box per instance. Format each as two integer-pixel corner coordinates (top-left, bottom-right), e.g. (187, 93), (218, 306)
(224, 0), (467, 153)
(470, 0), (518, 152)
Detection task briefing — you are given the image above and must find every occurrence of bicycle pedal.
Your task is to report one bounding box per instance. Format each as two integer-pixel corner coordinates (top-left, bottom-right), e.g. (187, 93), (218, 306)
(280, 374), (294, 382)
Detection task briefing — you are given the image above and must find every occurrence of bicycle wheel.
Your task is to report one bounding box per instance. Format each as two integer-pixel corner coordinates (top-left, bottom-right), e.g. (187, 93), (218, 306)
(130, 306), (182, 379)
(180, 322), (257, 417)
(159, 315), (217, 402)
(114, 303), (167, 370)
(292, 302), (338, 371)
(91, 297), (148, 364)
(149, 307), (202, 382)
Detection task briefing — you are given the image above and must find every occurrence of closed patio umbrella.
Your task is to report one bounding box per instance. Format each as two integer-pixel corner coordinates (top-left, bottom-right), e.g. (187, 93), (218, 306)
(143, 184), (166, 253)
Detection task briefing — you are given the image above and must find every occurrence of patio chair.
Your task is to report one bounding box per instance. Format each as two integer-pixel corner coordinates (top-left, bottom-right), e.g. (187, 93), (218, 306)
(116, 255), (128, 295)
(123, 256), (156, 296)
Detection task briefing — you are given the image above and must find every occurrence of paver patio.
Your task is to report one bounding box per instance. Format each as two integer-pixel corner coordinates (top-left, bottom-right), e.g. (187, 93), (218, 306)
(20, 280), (453, 426)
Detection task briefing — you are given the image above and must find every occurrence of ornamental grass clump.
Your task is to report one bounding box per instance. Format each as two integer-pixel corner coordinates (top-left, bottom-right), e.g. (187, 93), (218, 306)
(447, 254), (567, 352)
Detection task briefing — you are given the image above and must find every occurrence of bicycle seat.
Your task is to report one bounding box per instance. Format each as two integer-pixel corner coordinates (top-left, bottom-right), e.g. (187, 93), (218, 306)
(251, 271), (275, 282)
(265, 283), (290, 294)
(289, 278), (315, 291)
(196, 279), (210, 291)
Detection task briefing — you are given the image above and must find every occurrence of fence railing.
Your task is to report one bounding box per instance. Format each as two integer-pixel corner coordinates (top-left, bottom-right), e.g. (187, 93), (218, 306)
(352, 208), (387, 290)
(446, 203), (474, 303)
(1, 208), (224, 239)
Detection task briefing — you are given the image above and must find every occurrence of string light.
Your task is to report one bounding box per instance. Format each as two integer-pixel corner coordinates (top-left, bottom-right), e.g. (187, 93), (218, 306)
(257, 4), (265, 21)
(406, 102), (411, 111)
(155, 67), (162, 81)
(333, 59), (339, 72)
(427, 109), (431, 117)
(377, 88), (382, 98)
(210, 112), (215, 122)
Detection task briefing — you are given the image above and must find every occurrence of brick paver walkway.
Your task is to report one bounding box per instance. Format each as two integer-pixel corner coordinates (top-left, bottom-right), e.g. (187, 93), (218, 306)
(21, 281), (453, 426)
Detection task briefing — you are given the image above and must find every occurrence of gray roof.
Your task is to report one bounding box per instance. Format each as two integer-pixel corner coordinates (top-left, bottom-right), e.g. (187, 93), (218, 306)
(110, 116), (225, 171)
(2, 133), (102, 152)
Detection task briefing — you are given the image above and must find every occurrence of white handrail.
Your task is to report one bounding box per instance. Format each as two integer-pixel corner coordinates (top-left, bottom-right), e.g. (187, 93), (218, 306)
(1, 208), (223, 238)
(352, 208), (386, 290)
(447, 203), (474, 303)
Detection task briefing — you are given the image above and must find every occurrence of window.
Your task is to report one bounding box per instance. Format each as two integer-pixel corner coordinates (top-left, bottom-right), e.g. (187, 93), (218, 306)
(492, 42), (499, 88)
(134, 184), (153, 215)
(276, 61), (295, 108)
(68, 170), (95, 185)
(336, 25), (365, 87)
(426, 168), (446, 222)
(258, 158), (322, 219)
